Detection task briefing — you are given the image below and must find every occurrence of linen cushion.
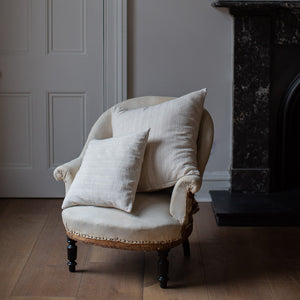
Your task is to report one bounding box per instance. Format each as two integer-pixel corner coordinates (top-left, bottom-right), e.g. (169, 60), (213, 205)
(111, 89), (206, 191)
(62, 129), (150, 212)
(62, 191), (182, 244)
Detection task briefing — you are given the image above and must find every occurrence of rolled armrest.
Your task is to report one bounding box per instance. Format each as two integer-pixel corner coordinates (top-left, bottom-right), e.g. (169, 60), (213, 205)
(53, 157), (82, 194)
(169, 175), (202, 224)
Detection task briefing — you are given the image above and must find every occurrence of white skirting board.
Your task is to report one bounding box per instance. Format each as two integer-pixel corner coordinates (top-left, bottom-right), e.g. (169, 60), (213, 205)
(195, 171), (231, 202)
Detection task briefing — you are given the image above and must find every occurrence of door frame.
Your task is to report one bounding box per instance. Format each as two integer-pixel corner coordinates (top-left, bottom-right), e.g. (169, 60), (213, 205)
(103, 0), (127, 110)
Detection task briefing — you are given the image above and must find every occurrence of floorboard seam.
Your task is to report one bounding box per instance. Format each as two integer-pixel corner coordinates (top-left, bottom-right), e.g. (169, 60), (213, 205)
(141, 252), (145, 300)
(195, 209), (212, 300)
(9, 211), (49, 298)
(75, 244), (92, 299)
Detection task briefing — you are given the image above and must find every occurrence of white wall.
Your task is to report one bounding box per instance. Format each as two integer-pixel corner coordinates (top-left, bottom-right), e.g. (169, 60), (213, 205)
(127, 0), (233, 200)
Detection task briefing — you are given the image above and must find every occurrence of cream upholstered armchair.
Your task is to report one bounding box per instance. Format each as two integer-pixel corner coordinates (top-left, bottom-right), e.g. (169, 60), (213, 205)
(54, 91), (214, 288)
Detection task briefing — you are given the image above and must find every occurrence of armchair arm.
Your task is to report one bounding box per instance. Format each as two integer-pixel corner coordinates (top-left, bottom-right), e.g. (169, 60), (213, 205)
(53, 157), (83, 194)
(169, 175), (202, 225)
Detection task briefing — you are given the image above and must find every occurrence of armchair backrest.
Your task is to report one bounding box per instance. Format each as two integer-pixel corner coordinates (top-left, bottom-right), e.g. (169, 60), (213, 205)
(80, 96), (214, 177)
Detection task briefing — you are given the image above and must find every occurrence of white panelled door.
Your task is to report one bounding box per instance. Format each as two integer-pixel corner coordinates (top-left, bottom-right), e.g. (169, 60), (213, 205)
(0, 0), (122, 197)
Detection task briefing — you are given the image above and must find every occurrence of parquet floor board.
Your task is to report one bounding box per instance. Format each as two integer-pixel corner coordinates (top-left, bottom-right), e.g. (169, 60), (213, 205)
(143, 227), (209, 300)
(11, 199), (88, 299)
(0, 199), (299, 300)
(76, 246), (144, 300)
(0, 199), (8, 216)
(195, 203), (300, 300)
(0, 210), (47, 300)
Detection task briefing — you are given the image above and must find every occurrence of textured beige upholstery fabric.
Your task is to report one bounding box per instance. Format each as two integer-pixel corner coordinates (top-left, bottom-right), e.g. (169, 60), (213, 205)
(169, 175), (202, 224)
(62, 191), (182, 243)
(54, 95), (214, 246)
(111, 89), (207, 192)
(62, 130), (150, 212)
(53, 157), (82, 194)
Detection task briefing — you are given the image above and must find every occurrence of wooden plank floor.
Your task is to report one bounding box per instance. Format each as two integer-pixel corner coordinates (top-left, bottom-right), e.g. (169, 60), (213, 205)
(0, 199), (299, 300)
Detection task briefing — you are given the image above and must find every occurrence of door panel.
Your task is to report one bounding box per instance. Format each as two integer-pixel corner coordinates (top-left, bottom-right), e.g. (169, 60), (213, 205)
(49, 93), (86, 168)
(0, 0), (31, 54)
(0, 0), (103, 197)
(0, 93), (32, 168)
(48, 0), (86, 54)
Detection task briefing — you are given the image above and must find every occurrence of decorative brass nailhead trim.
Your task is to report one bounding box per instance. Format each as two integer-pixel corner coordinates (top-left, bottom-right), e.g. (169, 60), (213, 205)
(67, 230), (181, 244)
(66, 224), (193, 251)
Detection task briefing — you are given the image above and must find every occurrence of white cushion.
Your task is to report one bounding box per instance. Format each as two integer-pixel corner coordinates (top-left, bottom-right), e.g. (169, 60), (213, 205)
(62, 191), (182, 243)
(111, 89), (206, 191)
(62, 129), (150, 212)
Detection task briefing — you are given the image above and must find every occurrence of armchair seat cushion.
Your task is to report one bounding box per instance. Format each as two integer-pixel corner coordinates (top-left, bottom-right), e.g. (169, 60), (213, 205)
(62, 191), (183, 245)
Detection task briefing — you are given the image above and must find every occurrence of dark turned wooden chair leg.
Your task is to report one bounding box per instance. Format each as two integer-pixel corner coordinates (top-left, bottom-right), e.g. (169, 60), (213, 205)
(157, 249), (170, 288)
(67, 237), (77, 272)
(182, 239), (190, 257)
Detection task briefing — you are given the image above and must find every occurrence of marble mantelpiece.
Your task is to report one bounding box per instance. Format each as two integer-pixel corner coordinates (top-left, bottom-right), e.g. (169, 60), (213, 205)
(210, 0), (300, 225)
(213, 0), (300, 193)
(213, 0), (300, 9)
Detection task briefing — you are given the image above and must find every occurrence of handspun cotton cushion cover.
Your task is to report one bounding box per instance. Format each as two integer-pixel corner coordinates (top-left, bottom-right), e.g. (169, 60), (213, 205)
(62, 129), (150, 212)
(111, 89), (207, 192)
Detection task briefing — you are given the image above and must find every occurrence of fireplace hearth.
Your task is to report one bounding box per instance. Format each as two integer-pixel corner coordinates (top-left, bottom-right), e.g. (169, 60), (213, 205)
(210, 0), (300, 225)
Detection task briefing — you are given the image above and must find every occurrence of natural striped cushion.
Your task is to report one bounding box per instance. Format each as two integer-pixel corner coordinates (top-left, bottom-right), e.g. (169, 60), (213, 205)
(62, 129), (150, 212)
(111, 89), (206, 192)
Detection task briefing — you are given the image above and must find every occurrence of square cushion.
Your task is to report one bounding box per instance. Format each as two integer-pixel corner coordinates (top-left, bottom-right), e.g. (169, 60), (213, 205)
(62, 129), (150, 212)
(62, 191), (182, 244)
(111, 89), (206, 191)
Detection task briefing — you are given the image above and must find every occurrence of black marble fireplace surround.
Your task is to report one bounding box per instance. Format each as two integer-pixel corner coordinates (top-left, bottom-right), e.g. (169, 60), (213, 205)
(210, 0), (300, 225)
